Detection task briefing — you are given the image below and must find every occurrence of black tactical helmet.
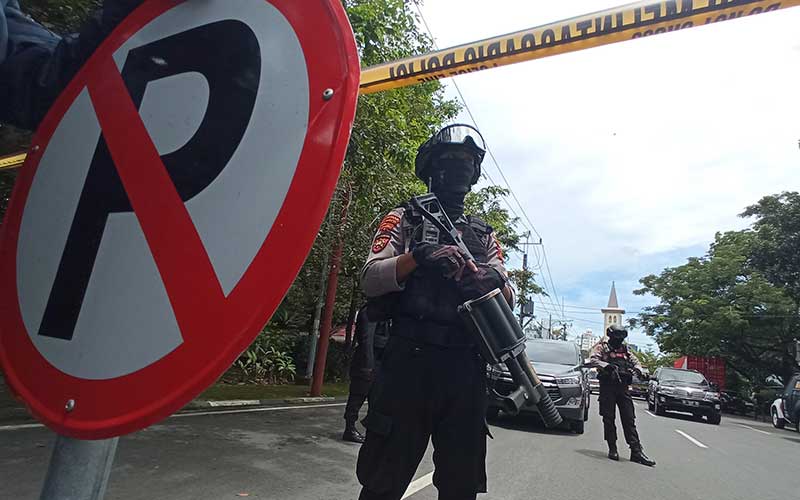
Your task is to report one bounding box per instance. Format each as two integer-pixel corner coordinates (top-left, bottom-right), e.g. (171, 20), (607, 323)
(607, 325), (628, 338)
(415, 124), (486, 185)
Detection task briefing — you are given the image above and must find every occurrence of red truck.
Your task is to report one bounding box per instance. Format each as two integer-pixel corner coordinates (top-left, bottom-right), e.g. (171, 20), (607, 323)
(674, 356), (726, 391)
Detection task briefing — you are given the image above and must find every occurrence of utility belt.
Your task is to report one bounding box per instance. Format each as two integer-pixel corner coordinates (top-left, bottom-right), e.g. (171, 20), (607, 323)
(391, 316), (475, 349)
(598, 370), (633, 386)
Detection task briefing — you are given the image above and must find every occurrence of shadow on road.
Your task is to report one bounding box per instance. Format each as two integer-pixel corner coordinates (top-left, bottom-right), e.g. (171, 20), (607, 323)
(487, 414), (578, 436)
(574, 449), (611, 461)
(780, 436), (800, 444)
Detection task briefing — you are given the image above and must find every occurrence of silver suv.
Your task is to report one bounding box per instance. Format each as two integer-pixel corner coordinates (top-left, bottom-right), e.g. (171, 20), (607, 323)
(487, 339), (590, 434)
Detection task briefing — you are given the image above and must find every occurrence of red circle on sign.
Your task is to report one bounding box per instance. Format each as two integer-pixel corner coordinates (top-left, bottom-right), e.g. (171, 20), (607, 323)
(0, 0), (359, 439)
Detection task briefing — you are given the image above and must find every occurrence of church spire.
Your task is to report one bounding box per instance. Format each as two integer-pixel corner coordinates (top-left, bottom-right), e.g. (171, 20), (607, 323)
(601, 282), (624, 335)
(607, 281), (619, 309)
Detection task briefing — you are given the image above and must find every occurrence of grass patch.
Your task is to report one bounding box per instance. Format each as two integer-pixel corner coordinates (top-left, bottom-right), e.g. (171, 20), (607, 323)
(198, 382), (350, 401)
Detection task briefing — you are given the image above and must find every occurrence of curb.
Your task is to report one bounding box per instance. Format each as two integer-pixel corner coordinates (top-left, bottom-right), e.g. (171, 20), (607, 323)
(183, 396), (346, 410)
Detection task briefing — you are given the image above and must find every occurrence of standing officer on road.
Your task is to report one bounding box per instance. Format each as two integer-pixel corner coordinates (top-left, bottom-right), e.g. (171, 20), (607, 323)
(588, 325), (656, 466)
(355, 124), (514, 500)
(342, 305), (389, 443)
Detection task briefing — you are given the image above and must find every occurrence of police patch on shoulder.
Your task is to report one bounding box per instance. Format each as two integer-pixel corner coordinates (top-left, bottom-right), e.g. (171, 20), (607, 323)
(378, 213), (401, 233)
(492, 234), (504, 262)
(372, 235), (391, 253)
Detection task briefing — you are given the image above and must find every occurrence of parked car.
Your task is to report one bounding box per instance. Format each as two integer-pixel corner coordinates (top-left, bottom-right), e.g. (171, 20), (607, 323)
(588, 369), (600, 394)
(647, 367), (722, 424)
(770, 373), (800, 432)
(720, 391), (755, 416)
(629, 374), (649, 399)
(487, 339), (590, 434)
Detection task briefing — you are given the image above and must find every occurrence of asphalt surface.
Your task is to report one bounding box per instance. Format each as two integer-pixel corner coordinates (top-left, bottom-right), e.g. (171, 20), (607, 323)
(0, 397), (797, 499)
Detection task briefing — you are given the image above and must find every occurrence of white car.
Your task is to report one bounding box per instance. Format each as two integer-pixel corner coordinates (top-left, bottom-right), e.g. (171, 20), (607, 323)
(771, 397), (789, 429)
(771, 372), (800, 432)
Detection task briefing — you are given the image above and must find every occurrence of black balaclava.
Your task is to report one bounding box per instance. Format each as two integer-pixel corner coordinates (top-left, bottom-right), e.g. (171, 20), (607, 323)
(429, 155), (476, 221)
(607, 326), (628, 349)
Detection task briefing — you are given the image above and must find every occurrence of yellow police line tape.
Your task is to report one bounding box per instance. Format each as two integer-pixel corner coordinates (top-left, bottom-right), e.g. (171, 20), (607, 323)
(359, 0), (800, 94)
(2, 0), (799, 171)
(0, 152), (26, 171)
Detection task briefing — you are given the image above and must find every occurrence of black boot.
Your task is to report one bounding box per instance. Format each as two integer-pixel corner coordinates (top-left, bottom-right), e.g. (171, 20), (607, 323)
(630, 447), (656, 466)
(607, 442), (619, 461)
(342, 422), (365, 443)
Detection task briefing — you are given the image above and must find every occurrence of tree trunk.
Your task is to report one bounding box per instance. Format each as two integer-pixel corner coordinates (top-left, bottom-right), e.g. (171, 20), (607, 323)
(310, 188), (352, 397)
(310, 238), (345, 397)
(304, 249), (330, 381)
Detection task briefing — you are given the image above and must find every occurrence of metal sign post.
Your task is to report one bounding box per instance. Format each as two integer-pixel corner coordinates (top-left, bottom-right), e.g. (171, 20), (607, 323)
(40, 436), (119, 500)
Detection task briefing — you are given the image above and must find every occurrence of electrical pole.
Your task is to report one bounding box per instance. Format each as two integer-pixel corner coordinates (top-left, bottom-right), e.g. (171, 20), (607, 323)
(519, 234), (528, 326)
(518, 233), (542, 327)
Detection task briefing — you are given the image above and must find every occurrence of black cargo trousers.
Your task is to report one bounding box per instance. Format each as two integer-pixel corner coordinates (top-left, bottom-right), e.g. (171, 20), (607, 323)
(356, 335), (489, 500)
(598, 381), (641, 450)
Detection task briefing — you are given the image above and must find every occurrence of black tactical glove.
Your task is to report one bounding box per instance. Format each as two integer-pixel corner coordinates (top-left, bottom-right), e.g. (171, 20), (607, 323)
(412, 243), (468, 277)
(457, 263), (506, 301)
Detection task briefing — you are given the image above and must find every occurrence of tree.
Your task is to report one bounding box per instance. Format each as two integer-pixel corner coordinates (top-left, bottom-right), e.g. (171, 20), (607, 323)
(465, 186), (521, 251)
(635, 349), (678, 374)
(632, 198), (800, 385)
(283, 0), (462, 386)
(741, 192), (800, 307)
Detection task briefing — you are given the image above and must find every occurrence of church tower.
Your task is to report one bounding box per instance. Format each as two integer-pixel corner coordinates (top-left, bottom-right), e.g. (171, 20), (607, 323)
(601, 282), (625, 336)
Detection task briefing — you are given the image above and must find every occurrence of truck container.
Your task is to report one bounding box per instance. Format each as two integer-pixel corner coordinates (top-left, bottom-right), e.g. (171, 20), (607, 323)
(674, 356), (726, 391)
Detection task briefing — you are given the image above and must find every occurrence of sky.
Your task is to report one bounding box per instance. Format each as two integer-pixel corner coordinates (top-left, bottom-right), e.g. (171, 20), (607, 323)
(415, 0), (800, 351)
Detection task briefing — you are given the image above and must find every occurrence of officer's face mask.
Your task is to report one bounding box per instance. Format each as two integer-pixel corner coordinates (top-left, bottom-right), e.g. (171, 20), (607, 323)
(429, 152), (476, 221)
(608, 335), (625, 348)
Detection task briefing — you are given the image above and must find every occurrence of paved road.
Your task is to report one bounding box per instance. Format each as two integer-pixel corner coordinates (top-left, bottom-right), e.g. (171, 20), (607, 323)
(1, 398), (797, 499)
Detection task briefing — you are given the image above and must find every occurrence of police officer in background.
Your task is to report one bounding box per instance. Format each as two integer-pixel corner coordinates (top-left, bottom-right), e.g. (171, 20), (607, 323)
(356, 124), (514, 500)
(342, 305), (389, 443)
(588, 325), (656, 466)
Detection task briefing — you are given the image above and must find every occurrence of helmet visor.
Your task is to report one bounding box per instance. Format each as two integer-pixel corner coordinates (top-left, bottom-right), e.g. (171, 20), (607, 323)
(433, 124), (486, 153)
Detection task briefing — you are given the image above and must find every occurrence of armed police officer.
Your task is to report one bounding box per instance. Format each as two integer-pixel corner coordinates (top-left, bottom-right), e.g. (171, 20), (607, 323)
(342, 305), (390, 443)
(588, 325), (656, 466)
(356, 124), (514, 500)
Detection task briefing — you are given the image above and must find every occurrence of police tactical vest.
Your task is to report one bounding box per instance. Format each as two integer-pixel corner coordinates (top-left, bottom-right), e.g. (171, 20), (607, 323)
(599, 343), (634, 385)
(393, 213), (493, 333)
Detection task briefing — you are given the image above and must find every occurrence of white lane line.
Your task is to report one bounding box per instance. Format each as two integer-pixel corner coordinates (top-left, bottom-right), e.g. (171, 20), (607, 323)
(675, 429), (708, 448)
(736, 423), (771, 435)
(645, 411), (656, 417)
(402, 472), (434, 499)
(0, 403), (347, 432)
(0, 423), (43, 431)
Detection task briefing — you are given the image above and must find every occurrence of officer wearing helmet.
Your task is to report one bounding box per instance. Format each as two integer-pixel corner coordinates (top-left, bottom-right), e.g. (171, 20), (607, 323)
(356, 124), (514, 500)
(587, 325), (656, 466)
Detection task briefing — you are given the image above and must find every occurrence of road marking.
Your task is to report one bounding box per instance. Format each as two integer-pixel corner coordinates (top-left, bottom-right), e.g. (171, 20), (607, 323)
(0, 423), (43, 431)
(402, 472), (434, 499)
(675, 429), (708, 448)
(645, 411), (656, 417)
(736, 423), (771, 435)
(0, 403), (347, 432)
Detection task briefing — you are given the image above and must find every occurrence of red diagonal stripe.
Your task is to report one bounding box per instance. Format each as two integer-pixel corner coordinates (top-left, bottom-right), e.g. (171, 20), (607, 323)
(86, 56), (225, 338)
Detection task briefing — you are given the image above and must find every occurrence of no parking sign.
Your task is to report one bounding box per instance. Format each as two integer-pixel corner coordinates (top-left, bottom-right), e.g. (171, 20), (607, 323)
(0, 0), (359, 439)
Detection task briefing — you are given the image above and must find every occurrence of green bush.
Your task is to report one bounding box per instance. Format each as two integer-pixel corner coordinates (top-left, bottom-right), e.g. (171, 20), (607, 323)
(233, 331), (297, 384)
